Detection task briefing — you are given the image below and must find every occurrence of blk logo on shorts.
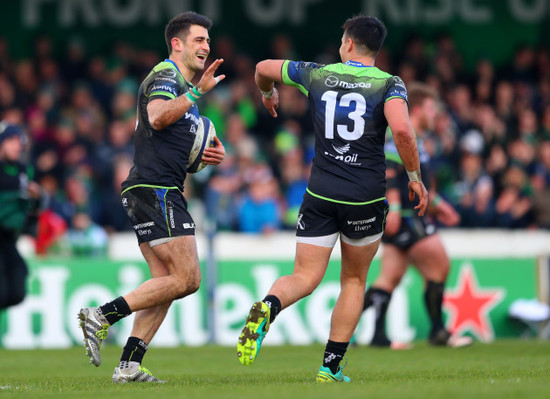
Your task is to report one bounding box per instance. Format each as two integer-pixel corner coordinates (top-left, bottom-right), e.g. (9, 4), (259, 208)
(297, 214), (305, 230)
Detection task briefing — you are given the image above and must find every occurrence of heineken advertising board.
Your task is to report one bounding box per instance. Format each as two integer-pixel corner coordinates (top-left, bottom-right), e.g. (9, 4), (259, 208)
(1, 0), (547, 69)
(0, 256), (536, 349)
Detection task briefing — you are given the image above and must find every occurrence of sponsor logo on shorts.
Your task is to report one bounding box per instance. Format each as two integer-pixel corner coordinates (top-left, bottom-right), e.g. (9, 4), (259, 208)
(347, 217), (376, 232)
(122, 197), (128, 207)
(167, 201), (175, 228)
(183, 223), (195, 229)
(133, 221), (155, 229)
(297, 214), (305, 230)
(138, 229), (152, 236)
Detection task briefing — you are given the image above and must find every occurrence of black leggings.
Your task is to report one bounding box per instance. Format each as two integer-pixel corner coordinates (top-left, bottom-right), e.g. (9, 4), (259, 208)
(0, 237), (28, 310)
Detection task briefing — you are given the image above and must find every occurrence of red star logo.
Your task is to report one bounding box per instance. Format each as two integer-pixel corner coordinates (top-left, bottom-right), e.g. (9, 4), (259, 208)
(443, 264), (504, 342)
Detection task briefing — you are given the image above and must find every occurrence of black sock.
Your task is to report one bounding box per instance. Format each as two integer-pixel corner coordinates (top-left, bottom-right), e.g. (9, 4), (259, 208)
(363, 287), (374, 311)
(323, 340), (349, 374)
(369, 288), (392, 343)
(425, 281), (446, 336)
(99, 296), (132, 325)
(262, 295), (281, 323)
(120, 336), (148, 364)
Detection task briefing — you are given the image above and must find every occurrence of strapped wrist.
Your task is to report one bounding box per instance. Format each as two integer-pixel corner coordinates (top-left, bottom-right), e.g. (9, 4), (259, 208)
(192, 87), (203, 98)
(406, 169), (422, 182)
(260, 88), (274, 98)
(389, 203), (402, 212)
(186, 92), (197, 103)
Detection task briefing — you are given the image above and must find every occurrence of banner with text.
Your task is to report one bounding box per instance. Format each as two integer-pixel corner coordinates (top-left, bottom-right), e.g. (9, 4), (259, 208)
(0, 256), (535, 349)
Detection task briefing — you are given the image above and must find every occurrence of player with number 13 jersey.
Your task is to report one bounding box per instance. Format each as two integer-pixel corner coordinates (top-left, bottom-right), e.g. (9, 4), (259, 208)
(282, 60), (408, 203)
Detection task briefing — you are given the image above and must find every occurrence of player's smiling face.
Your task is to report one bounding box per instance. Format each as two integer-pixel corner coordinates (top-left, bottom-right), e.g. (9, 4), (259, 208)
(182, 25), (210, 72)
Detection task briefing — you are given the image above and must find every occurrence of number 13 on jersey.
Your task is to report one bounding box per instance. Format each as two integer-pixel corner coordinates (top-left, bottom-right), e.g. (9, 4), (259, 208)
(321, 91), (366, 141)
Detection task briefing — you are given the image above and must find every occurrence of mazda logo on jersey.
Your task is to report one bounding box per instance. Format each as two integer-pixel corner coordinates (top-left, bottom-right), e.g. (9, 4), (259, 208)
(325, 75), (339, 87)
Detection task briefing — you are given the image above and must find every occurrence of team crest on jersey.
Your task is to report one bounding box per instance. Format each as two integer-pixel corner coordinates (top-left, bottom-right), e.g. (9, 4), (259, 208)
(332, 143), (350, 154)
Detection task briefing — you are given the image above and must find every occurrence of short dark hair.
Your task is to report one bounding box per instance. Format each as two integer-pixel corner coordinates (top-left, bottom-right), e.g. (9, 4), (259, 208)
(342, 16), (387, 56)
(165, 12), (212, 55)
(407, 82), (438, 109)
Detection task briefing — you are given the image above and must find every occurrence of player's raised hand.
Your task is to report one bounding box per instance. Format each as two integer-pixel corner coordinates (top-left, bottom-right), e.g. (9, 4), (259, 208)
(262, 87), (280, 118)
(197, 58), (226, 93)
(408, 181), (429, 216)
(201, 136), (225, 165)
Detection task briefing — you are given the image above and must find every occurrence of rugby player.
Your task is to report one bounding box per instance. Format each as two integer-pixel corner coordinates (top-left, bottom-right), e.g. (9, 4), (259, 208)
(77, 11), (225, 383)
(362, 82), (473, 349)
(237, 15), (428, 382)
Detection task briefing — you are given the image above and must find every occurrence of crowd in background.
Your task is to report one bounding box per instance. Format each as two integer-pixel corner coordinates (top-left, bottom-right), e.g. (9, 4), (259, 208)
(0, 32), (549, 256)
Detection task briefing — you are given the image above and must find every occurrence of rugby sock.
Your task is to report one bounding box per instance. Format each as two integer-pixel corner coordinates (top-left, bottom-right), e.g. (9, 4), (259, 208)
(99, 296), (132, 325)
(120, 336), (148, 365)
(368, 288), (392, 346)
(323, 340), (349, 374)
(425, 280), (446, 336)
(263, 295), (281, 323)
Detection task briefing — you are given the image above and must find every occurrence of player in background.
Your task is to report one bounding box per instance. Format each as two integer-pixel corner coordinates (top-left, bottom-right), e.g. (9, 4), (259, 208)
(362, 82), (473, 349)
(77, 12), (226, 383)
(0, 122), (44, 312)
(237, 16), (428, 382)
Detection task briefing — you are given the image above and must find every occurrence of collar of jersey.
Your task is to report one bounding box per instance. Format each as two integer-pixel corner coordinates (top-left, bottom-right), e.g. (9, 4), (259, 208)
(164, 58), (184, 78)
(344, 60), (373, 68)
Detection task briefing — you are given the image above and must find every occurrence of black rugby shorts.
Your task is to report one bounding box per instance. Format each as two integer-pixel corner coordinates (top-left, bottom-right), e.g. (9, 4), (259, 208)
(121, 185), (195, 244)
(296, 191), (388, 239)
(382, 214), (437, 250)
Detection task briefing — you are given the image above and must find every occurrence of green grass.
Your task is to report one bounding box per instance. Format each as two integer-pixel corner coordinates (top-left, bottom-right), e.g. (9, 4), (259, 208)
(0, 340), (549, 399)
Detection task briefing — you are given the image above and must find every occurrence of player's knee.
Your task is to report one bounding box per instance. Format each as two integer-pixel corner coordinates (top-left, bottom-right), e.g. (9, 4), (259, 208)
(172, 271), (201, 299)
(187, 273), (201, 295)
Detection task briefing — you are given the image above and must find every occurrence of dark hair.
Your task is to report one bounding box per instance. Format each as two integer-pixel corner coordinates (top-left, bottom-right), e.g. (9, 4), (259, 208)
(165, 12), (212, 55)
(407, 82), (438, 109)
(342, 15), (387, 56)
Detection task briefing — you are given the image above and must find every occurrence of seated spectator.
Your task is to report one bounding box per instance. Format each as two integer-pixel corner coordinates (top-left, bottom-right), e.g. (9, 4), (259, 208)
(238, 171), (281, 234)
(65, 212), (108, 257)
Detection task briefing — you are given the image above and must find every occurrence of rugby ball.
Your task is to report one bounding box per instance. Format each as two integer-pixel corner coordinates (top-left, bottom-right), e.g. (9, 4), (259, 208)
(187, 115), (216, 173)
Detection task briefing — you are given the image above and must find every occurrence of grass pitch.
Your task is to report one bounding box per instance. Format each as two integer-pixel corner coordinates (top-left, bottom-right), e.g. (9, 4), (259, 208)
(0, 340), (549, 399)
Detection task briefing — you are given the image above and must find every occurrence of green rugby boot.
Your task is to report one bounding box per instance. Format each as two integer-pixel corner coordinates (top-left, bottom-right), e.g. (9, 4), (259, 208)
(237, 301), (271, 365)
(316, 365), (351, 383)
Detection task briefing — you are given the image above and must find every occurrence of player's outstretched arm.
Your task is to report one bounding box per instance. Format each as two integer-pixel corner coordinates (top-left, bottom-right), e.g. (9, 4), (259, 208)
(255, 59), (285, 118)
(384, 98), (429, 216)
(148, 59), (225, 131)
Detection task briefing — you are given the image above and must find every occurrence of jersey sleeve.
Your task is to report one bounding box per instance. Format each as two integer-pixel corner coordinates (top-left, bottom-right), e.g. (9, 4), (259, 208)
(384, 76), (408, 103)
(147, 68), (181, 102)
(281, 60), (323, 96)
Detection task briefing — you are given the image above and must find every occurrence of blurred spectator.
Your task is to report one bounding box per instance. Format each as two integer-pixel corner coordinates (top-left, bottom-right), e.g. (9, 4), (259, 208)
(238, 171), (282, 234)
(452, 151), (495, 227)
(65, 212), (108, 257)
(0, 122), (44, 309)
(0, 30), (548, 236)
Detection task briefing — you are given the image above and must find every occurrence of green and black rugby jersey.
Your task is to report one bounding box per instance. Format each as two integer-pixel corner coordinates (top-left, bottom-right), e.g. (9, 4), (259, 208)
(282, 60), (408, 204)
(122, 59), (200, 193)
